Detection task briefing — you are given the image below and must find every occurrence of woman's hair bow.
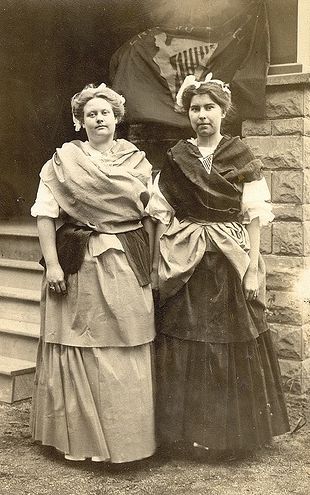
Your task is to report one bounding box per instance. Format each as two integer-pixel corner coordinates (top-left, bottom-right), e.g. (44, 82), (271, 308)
(176, 72), (231, 108)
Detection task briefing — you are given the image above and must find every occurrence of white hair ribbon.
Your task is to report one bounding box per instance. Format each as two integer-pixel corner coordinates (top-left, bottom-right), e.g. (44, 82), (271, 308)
(176, 72), (231, 108)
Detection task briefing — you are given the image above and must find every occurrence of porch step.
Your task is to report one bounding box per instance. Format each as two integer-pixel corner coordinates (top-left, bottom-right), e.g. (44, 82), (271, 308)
(0, 286), (40, 323)
(0, 258), (43, 289)
(0, 355), (36, 403)
(0, 219), (41, 261)
(0, 318), (40, 361)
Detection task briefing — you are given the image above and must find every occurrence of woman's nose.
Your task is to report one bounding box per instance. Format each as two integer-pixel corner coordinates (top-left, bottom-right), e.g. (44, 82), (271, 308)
(198, 109), (207, 119)
(97, 113), (104, 122)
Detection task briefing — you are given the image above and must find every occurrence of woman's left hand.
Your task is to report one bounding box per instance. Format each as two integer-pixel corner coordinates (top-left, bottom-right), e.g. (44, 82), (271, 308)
(243, 267), (259, 301)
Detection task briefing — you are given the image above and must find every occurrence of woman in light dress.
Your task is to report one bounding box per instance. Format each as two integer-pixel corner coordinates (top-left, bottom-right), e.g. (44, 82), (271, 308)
(31, 83), (156, 463)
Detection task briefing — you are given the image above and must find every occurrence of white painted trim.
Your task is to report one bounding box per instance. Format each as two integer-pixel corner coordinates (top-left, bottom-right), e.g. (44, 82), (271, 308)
(297, 0), (310, 66)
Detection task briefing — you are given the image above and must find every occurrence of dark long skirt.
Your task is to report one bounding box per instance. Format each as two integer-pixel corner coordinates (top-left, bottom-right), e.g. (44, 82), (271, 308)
(156, 252), (290, 451)
(156, 332), (289, 450)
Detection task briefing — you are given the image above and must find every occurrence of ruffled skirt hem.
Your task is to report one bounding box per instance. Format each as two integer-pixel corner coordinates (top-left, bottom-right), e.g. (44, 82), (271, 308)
(31, 341), (156, 463)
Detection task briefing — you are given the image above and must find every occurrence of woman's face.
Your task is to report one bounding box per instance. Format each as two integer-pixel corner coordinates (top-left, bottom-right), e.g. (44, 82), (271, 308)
(188, 93), (225, 139)
(83, 97), (117, 143)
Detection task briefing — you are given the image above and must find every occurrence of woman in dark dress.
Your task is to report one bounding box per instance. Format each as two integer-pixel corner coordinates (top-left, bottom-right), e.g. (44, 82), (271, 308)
(148, 74), (289, 455)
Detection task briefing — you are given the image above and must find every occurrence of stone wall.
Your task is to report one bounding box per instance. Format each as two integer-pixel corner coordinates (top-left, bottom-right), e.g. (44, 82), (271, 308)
(243, 73), (310, 394)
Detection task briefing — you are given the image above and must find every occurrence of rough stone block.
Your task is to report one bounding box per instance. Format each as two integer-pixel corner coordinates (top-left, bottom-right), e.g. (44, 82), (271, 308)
(303, 221), (310, 256)
(244, 136), (303, 170)
(279, 358), (310, 394)
(302, 169), (310, 203)
(273, 222), (303, 256)
(302, 324), (310, 360)
(271, 117), (310, 136)
(242, 120), (271, 137)
(272, 170), (303, 203)
(304, 137), (310, 169)
(304, 87), (310, 117)
(272, 324), (303, 360)
(272, 204), (303, 222)
(265, 255), (304, 290)
(260, 224), (272, 254)
(302, 205), (310, 221)
(266, 87), (304, 119)
(267, 290), (303, 325)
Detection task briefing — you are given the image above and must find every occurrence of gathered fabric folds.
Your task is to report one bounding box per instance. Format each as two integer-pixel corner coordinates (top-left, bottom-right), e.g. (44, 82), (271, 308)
(31, 138), (156, 463)
(31, 341), (156, 463)
(156, 332), (289, 450)
(152, 136), (290, 451)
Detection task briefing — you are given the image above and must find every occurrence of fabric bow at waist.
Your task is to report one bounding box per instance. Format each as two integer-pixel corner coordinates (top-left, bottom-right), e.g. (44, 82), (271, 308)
(158, 219), (263, 304)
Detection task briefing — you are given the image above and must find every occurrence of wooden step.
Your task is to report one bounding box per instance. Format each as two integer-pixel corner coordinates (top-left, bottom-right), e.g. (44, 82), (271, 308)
(0, 355), (36, 403)
(0, 258), (43, 289)
(0, 218), (41, 261)
(0, 218), (38, 236)
(0, 235), (41, 262)
(0, 318), (40, 361)
(0, 286), (40, 323)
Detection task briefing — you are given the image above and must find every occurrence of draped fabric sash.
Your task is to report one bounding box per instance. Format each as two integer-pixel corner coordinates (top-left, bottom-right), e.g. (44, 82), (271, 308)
(40, 139), (152, 234)
(158, 218), (266, 307)
(159, 219), (247, 301)
(159, 136), (263, 223)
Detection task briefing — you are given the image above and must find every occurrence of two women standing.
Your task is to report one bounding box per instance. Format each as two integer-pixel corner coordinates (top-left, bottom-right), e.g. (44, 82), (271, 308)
(31, 77), (289, 464)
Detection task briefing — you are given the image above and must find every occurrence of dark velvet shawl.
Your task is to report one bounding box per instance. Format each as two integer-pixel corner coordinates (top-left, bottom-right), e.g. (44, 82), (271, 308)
(159, 136), (263, 223)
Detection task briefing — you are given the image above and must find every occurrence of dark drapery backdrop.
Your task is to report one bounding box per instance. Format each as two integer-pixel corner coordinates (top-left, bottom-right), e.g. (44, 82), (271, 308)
(0, 0), (299, 211)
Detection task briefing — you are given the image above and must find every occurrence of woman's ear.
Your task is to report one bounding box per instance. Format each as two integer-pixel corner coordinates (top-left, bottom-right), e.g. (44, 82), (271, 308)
(221, 111), (226, 119)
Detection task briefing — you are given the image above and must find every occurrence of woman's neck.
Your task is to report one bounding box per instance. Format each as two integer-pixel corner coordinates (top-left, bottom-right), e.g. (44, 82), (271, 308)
(197, 133), (223, 149)
(88, 137), (115, 153)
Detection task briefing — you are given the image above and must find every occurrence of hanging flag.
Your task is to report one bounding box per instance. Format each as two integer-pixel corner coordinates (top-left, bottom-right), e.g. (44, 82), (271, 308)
(110, 0), (270, 126)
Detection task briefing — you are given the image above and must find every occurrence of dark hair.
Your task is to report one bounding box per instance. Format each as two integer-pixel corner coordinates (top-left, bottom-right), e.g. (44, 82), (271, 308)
(71, 84), (125, 127)
(182, 82), (232, 114)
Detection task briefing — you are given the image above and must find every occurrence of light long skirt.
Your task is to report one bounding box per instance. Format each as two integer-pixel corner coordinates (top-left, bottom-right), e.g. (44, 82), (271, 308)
(31, 340), (156, 463)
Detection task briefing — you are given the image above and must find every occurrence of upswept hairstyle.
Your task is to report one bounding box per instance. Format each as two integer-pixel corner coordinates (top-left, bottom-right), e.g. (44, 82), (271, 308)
(181, 82), (232, 114)
(71, 83), (125, 130)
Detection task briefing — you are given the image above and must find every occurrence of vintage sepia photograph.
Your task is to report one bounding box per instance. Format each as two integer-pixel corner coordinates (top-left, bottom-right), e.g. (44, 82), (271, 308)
(0, 1), (309, 494)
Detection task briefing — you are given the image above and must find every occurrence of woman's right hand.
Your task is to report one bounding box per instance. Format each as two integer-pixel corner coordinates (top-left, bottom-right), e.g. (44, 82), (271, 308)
(46, 263), (67, 295)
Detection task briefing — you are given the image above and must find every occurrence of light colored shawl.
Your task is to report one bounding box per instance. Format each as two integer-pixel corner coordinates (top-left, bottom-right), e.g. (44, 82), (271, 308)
(40, 139), (152, 234)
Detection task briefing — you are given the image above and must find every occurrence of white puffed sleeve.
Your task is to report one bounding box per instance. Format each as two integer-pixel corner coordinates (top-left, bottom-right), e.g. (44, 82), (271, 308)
(145, 173), (175, 225)
(241, 177), (274, 226)
(31, 164), (60, 219)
